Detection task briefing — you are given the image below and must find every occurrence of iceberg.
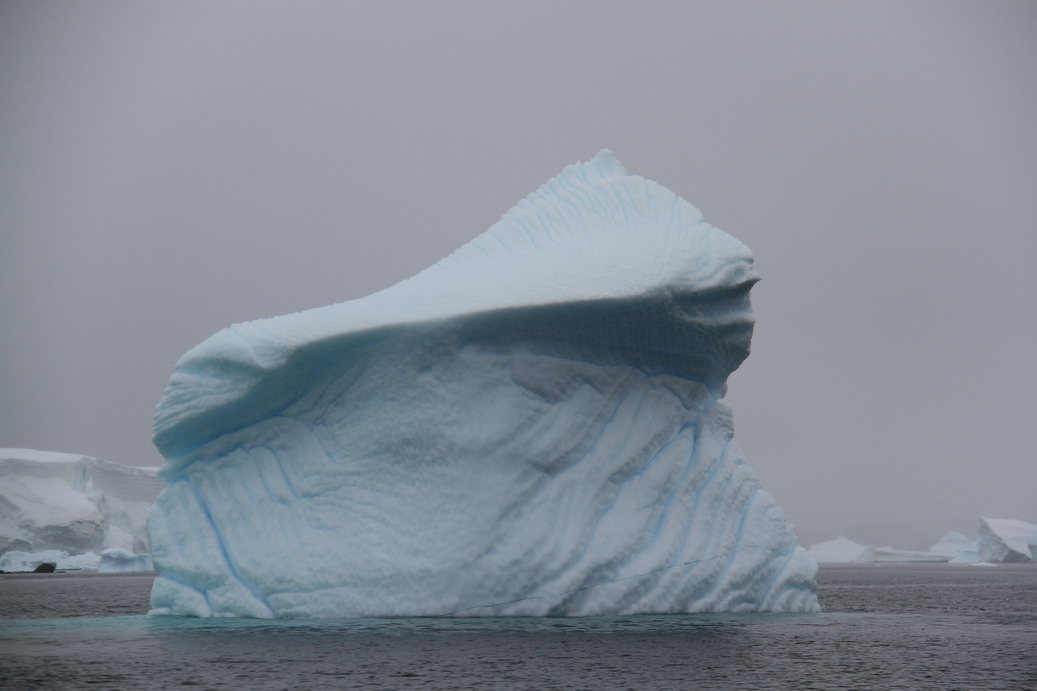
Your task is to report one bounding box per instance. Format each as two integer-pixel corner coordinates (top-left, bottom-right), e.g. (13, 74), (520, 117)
(869, 547), (950, 563)
(807, 537), (872, 563)
(98, 547), (155, 573)
(977, 518), (1037, 563)
(148, 151), (820, 618)
(808, 536), (950, 564)
(0, 449), (163, 560)
(929, 531), (979, 564)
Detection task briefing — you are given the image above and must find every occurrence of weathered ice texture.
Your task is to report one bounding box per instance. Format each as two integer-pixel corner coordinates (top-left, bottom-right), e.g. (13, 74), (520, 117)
(148, 151), (819, 618)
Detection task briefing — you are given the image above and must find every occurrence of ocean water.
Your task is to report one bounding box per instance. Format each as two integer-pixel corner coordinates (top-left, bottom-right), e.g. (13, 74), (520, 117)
(1, 564), (1034, 690)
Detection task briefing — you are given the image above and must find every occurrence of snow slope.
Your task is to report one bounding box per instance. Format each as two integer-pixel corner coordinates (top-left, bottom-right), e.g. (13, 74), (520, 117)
(0, 449), (162, 557)
(148, 151), (820, 618)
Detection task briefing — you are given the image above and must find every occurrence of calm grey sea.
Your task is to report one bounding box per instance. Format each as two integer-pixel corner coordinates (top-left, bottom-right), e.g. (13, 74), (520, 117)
(1, 564), (1035, 690)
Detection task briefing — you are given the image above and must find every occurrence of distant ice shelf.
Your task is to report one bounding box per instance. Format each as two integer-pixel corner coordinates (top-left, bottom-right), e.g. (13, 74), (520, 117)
(148, 150), (820, 618)
(0, 448), (163, 567)
(807, 537), (951, 564)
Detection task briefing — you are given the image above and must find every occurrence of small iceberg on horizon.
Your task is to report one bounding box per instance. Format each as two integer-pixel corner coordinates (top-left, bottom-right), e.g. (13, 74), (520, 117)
(929, 531), (979, 564)
(806, 537), (873, 564)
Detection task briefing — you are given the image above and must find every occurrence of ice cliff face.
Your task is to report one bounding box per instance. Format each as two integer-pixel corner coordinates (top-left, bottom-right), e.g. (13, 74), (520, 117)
(148, 151), (820, 618)
(0, 449), (162, 556)
(977, 518), (1037, 563)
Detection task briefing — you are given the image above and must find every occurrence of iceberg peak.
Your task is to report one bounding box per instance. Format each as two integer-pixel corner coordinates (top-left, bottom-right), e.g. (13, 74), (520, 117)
(153, 151), (755, 462)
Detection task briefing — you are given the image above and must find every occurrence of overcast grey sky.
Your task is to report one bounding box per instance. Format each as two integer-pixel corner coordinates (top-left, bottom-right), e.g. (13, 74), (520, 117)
(2, 1), (1034, 547)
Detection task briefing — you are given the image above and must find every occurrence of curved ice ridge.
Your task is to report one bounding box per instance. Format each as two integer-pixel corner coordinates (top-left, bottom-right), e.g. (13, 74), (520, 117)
(148, 151), (819, 617)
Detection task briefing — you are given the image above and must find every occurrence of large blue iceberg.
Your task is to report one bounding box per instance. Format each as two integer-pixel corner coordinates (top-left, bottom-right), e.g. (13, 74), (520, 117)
(148, 151), (819, 617)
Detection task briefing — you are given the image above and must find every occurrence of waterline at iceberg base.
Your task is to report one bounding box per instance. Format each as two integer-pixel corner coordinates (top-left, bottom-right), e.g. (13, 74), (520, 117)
(147, 151), (820, 618)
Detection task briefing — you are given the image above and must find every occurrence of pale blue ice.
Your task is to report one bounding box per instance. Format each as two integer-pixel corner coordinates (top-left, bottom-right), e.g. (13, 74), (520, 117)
(147, 151), (820, 618)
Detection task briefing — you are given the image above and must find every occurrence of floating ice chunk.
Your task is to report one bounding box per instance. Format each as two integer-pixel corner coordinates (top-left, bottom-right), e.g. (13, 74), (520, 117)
(870, 547), (950, 563)
(977, 518), (1037, 563)
(60, 550), (103, 571)
(949, 551), (980, 565)
(0, 549), (101, 572)
(148, 151), (820, 618)
(99, 548), (154, 573)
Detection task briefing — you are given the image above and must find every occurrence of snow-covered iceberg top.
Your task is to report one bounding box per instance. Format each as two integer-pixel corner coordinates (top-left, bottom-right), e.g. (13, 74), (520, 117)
(0, 448), (163, 558)
(153, 151), (758, 462)
(148, 151), (819, 618)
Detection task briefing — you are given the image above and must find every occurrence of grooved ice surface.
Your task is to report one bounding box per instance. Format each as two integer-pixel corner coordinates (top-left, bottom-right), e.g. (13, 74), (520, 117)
(148, 151), (820, 618)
